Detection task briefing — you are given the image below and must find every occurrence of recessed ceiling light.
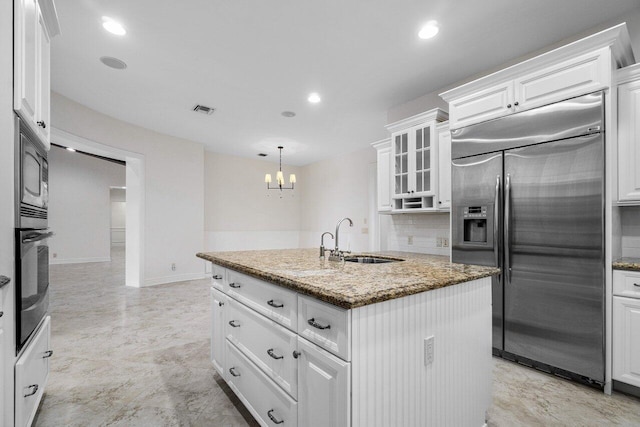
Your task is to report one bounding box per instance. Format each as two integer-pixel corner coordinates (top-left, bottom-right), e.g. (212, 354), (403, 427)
(66, 147), (76, 152)
(100, 56), (128, 70)
(102, 16), (126, 36)
(308, 93), (321, 104)
(281, 111), (296, 117)
(418, 20), (439, 39)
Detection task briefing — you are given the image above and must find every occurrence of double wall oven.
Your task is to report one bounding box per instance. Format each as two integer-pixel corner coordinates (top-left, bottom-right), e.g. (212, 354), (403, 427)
(15, 115), (52, 353)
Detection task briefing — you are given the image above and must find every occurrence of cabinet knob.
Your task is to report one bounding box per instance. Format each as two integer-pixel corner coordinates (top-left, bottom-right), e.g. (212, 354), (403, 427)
(514, 101), (519, 106)
(218, 301), (224, 307)
(507, 104), (512, 109)
(37, 120), (46, 129)
(292, 350), (301, 359)
(634, 283), (640, 287)
(0, 311), (3, 318)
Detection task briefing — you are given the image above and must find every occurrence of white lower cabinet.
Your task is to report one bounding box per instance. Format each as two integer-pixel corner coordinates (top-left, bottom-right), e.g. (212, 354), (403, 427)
(211, 287), (227, 376)
(15, 315), (52, 427)
(613, 296), (640, 388)
(226, 340), (298, 427)
(297, 336), (350, 427)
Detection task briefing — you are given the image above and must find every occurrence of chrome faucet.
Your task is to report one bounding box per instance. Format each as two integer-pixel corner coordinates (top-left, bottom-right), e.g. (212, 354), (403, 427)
(329, 217), (353, 261)
(319, 232), (334, 259)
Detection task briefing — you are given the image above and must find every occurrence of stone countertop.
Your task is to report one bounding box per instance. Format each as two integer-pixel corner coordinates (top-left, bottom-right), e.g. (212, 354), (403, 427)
(196, 249), (499, 309)
(613, 257), (640, 272)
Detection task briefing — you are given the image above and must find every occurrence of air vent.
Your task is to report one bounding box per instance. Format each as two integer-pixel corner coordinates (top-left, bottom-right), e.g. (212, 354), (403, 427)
(99, 56), (127, 70)
(20, 206), (47, 219)
(193, 105), (215, 115)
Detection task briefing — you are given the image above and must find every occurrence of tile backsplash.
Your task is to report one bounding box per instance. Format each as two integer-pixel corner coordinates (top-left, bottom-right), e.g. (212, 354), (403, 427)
(621, 206), (640, 258)
(381, 213), (450, 256)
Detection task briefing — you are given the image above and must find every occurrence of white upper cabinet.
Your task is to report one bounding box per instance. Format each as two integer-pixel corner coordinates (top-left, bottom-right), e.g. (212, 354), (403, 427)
(14, 0), (60, 149)
(617, 64), (640, 202)
(371, 138), (392, 212)
(441, 24), (635, 130)
(437, 122), (451, 210)
(384, 108), (448, 212)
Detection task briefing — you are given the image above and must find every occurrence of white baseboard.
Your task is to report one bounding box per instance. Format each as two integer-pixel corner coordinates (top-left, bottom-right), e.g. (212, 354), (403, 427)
(50, 256), (111, 265)
(141, 272), (206, 287)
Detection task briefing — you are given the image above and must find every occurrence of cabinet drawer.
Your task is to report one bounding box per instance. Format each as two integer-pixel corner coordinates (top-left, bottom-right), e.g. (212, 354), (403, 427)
(226, 340), (298, 427)
(226, 297), (298, 399)
(210, 264), (226, 291)
(15, 315), (52, 427)
(449, 81), (513, 129)
(226, 269), (297, 331)
(613, 270), (640, 299)
(298, 295), (351, 361)
(211, 288), (227, 376)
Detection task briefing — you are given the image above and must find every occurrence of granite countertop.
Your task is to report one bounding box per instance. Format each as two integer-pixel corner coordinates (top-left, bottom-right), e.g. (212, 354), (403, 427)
(196, 249), (499, 309)
(613, 257), (640, 272)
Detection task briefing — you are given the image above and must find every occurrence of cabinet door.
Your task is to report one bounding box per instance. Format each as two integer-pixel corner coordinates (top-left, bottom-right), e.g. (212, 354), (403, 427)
(36, 7), (51, 147)
(211, 288), (227, 376)
(297, 337), (350, 427)
(515, 48), (609, 113)
(376, 143), (392, 212)
(437, 126), (451, 209)
(613, 297), (640, 388)
(413, 124), (435, 196)
(14, 0), (39, 125)
(618, 78), (640, 201)
(448, 81), (513, 129)
(392, 132), (410, 196)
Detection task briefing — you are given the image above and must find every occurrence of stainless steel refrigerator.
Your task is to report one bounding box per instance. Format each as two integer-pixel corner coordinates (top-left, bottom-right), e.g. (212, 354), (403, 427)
(451, 92), (605, 385)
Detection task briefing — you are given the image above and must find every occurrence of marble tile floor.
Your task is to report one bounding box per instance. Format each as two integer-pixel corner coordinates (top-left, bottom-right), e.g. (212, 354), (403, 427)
(34, 247), (640, 426)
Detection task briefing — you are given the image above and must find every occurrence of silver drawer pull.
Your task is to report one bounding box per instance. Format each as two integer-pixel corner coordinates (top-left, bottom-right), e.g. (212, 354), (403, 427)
(267, 409), (284, 425)
(229, 367), (240, 377)
(267, 299), (284, 308)
(42, 350), (53, 359)
(24, 384), (39, 397)
(308, 318), (331, 330)
(212, 274), (222, 280)
(292, 350), (301, 359)
(218, 301), (224, 307)
(0, 311), (3, 318)
(267, 348), (283, 360)
(634, 283), (640, 287)
(229, 320), (240, 328)
(229, 282), (241, 289)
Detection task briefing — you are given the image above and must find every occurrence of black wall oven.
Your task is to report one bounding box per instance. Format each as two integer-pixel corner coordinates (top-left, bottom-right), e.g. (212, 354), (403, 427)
(15, 115), (52, 353)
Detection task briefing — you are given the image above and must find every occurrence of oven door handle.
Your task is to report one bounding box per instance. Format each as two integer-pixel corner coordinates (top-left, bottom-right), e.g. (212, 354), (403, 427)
(22, 231), (54, 243)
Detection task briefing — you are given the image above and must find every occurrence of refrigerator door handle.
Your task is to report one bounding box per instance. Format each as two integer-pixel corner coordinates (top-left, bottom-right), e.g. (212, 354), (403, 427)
(494, 175), (501, 272)
(505, 174), (511, 282)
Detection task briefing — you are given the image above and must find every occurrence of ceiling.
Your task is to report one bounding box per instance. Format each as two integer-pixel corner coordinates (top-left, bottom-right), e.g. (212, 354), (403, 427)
(51, 0), (640, 166)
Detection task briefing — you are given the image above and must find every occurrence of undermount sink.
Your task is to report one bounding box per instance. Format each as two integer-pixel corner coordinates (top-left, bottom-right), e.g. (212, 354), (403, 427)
(344, 256), (404, 264)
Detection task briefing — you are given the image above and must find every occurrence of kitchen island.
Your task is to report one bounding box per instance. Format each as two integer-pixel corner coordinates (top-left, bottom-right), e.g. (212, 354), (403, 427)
(196, 249), (498, 427)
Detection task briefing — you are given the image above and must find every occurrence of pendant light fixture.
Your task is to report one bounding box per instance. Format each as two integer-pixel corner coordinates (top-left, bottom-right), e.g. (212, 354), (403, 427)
(265, 146), (296, 190)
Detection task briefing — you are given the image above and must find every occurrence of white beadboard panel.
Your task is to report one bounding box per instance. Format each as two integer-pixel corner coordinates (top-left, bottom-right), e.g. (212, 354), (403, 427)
(351, 278), (492, 427)
(205, 231), (301, 252)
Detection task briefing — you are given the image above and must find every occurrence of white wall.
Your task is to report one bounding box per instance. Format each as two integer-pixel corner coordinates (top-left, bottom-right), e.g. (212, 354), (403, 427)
(110, 188), (126, 246)
(51, 92), (205, 286)
(380, 214), (450, 256)
(48, 147), (125, 263)
(204, 151), (302, 251)
(621, 206), (640, 257)
(298, 147), (376, 253)
(0, 0), (15, 423)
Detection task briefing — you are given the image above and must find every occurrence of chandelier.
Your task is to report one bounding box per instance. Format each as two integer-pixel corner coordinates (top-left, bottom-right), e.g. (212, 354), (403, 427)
(265, 146), (296, 190)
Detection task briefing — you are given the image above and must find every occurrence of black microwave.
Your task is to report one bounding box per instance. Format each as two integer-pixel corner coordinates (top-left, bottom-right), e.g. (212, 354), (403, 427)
(15, 115), (49, 229)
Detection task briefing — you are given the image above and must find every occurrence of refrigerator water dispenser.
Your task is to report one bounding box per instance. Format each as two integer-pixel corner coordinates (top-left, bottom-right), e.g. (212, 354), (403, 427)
(463, 206), (488, 244)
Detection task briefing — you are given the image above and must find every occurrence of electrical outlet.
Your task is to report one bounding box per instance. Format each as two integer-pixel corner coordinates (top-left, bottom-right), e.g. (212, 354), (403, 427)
(407, 235), (414, 245)
(436, 237), (443, 247)
(442, 238), (449, 248)
(424, 336), (435, 366)
(361, 227), (369, 234)
(52, 253), (57, 258)
(171, 263), (176, 271)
